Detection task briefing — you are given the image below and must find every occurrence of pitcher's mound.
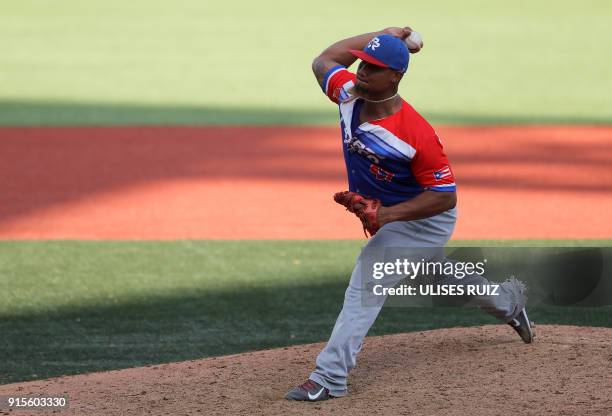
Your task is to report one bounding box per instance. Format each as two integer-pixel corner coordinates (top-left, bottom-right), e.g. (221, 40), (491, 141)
(1, 325), (611, 415)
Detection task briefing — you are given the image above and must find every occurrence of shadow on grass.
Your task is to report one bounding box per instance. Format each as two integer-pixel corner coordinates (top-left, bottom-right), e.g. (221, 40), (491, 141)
(1, 100), (611, 126)
(2, 280), (611, 385)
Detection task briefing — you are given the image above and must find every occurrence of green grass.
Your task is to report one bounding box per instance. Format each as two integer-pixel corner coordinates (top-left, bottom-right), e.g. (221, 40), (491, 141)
(1, 240), (611, 384)
(0, 0), (611, 125)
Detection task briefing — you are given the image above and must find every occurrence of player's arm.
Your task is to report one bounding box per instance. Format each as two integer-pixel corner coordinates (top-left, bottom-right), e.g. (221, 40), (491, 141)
(312, 27), (412, 90)
(377, 191), (457, 226)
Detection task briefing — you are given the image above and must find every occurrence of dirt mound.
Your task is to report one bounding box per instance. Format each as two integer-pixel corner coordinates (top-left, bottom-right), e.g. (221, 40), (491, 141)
(1, 325), (611, 415)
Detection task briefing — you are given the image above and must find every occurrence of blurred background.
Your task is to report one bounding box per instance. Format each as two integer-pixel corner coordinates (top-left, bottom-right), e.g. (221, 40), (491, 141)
(1, 0), (611, 124)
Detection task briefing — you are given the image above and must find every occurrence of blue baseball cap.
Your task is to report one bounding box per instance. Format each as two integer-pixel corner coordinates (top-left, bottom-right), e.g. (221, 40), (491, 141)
(349, 34), (409, 73)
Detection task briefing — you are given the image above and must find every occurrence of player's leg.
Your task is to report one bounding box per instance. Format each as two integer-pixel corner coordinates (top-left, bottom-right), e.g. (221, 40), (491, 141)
(423, 258), (533, 342)
(289, 208), (531, 400)
(381, 209), (528, 324)
(306, 209), (457, 397)
(427, 260), (527, 322)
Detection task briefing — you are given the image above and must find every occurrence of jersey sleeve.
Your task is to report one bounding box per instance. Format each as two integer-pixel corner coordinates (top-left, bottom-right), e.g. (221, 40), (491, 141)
(321, 65), (356, 104)
(411, 133), (456, 192)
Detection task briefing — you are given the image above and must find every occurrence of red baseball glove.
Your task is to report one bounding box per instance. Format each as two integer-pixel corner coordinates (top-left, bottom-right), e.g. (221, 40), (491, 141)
(333, 191), (381, 237)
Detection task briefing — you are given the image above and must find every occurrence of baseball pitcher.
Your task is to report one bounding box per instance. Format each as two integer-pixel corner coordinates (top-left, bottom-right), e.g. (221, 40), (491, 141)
(285, 27), (535, 402)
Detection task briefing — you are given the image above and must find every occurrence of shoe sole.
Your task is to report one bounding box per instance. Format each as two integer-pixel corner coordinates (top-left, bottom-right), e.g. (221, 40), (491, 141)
(520, 309), (535, 343)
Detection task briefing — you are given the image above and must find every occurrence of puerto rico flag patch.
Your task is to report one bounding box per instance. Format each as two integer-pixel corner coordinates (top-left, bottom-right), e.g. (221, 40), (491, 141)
(433, 166), (452, 181)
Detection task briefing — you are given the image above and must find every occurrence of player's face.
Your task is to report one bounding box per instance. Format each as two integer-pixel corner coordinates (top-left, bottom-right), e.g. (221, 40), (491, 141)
(355, 61), (401, 97)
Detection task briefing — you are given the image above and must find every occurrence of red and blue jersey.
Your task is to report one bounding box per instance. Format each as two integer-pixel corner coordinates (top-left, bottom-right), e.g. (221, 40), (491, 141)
(323, 65), (456, 206)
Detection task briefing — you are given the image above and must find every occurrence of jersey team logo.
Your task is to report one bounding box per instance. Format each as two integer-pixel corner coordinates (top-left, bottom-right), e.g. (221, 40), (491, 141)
(433, 166), (452, 181)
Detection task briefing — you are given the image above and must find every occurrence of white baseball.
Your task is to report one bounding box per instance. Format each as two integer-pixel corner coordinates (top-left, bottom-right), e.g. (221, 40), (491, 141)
(405, 31), (423, 53)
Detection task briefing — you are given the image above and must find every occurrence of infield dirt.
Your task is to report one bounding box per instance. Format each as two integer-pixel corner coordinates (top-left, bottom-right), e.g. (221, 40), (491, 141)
(1, 325), (611, 415)
(1, 125), (611, 239)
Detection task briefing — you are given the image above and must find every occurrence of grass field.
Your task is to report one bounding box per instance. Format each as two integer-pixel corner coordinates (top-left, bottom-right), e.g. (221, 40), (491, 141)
(1, 0), (611, 125)
(1, 240), (611, 384)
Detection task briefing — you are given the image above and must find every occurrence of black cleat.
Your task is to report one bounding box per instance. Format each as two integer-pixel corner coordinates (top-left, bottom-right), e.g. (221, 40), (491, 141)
(508, 308), (535, 344)
(284, 379), (332, 402)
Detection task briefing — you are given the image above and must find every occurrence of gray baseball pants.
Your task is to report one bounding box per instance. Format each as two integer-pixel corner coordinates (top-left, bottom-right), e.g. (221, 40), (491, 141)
(309, 207), (527, 397)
